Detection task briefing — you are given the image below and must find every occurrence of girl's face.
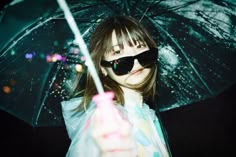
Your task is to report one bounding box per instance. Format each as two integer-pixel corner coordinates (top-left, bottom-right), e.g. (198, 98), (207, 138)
(102, 30), (152, 88)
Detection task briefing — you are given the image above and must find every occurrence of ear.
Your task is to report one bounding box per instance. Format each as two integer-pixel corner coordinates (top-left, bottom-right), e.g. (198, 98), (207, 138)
(101, 66), (108, 76)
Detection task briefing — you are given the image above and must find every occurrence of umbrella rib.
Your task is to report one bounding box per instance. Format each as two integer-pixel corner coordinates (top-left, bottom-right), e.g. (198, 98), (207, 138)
(33, 60), (65, 126)
(122, 0), (130, 15)
(98, 0), (122, 15)
(147, 0), (199, 17)
(0, 16), (53, 57)
(33, 21), (94, 126)
(31, 61), (57, 126)
(142, 14), (214, 96)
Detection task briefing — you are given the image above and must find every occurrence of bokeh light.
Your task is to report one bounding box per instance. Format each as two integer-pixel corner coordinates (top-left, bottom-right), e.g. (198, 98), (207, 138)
(72, 47), (79, 54)
(9, 79), (16, 86)
(46, 53), (66, 63)
(2, 86), (11, 94)
(75, 64), (83, 72)
(11, 50), (16, 55)
(25, 53), (33, 59)
(80, 56), (85, 61)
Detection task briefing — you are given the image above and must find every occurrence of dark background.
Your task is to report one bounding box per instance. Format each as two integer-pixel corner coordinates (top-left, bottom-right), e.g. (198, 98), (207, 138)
(0, 84), (234, 157)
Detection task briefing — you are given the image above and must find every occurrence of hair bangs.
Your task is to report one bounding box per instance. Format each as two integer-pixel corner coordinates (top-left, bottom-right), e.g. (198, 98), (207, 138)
(124, 25), (147, 47)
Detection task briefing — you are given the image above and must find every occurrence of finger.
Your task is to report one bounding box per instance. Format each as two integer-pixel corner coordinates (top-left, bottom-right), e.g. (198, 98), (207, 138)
(98, 136), (136, 152)
(102, 148), (138, 157)
(92, 116), (132, 139)
(92, 122), (131, 142)
(92, 123), (120, 139)
(92, 108), (120, 129)
(119, 120), (132, 137)
(92, 108), (103, 126)
(92, 110), (127, 136)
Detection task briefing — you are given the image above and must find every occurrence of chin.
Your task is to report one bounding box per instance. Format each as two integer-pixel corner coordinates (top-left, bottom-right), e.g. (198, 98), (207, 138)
(126, 75), (147, 85)
(129, 70), (150, 83)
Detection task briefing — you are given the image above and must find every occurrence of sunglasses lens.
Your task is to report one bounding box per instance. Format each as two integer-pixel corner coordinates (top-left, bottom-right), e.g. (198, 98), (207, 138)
(138, 49), (157, 67)
(112, 58), (134, 75)
(102, 48), (158, 76)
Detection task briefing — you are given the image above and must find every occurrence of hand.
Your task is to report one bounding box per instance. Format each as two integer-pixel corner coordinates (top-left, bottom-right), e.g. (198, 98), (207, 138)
(91, 107), (137, 157)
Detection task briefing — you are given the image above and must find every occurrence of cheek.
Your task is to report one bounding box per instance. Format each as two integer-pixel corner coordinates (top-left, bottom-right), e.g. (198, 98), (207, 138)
(106, 68), (118, 79)
(106, 68), (113, 75)
(126, 68), (151, 82)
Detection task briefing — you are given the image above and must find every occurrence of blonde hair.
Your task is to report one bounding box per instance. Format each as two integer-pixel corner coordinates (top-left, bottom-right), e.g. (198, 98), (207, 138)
(79, 16), (158, 110)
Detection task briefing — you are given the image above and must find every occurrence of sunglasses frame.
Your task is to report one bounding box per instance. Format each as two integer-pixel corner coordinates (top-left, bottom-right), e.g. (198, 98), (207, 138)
(101, 48), (158, 75)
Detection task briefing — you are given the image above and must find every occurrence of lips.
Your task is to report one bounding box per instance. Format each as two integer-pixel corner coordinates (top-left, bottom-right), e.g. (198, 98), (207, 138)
(130, 68), (144, 75)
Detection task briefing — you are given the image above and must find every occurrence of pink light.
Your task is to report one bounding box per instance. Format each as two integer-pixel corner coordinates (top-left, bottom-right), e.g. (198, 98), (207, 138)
(46, 53), (66, 62)
(81, 56), (86, 61)
(73, 48), (79, 54)
(54, 54), (62, 60)
(46, 54), (52, 62)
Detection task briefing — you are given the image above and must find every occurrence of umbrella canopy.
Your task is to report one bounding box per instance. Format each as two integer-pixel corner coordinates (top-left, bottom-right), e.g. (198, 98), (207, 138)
(0, 0), (235, 127)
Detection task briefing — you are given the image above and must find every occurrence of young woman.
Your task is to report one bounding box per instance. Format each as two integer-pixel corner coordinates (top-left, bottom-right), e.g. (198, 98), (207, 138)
(61, 16), (171, 157)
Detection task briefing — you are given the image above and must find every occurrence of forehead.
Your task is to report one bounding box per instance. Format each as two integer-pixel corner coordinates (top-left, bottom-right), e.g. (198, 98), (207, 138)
(108, 29), (145, 52)
(111, 30), (119, 47)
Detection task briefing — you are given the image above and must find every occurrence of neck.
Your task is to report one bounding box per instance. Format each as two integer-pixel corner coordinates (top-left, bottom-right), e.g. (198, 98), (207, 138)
(121, 86), (143, 107)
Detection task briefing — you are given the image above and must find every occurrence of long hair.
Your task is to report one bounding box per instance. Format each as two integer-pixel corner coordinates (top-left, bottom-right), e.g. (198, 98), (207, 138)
(79, 16), (158, 110)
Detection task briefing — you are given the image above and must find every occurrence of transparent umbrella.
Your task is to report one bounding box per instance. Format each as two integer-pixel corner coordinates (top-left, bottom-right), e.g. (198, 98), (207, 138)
(0, 0), (235, 127)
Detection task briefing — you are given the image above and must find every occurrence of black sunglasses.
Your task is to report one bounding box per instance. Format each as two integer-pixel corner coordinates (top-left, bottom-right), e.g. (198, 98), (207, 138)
(101, 48), (157, 75)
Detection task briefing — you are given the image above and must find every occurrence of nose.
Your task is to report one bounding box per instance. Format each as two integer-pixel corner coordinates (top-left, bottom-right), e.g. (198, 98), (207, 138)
(132, 58), (142, 70)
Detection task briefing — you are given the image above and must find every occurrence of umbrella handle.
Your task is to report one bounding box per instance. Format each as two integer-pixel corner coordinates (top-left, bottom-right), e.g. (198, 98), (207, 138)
(57, 0), (104, 94)
(92, 92), (117, 123)
(57, 1), (122, 139)
(92, 91), (123, 139)
(57, 0), (122, 139)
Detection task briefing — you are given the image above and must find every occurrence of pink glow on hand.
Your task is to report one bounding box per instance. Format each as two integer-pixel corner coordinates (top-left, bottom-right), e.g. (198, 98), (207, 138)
(92, 92), (122, 139)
